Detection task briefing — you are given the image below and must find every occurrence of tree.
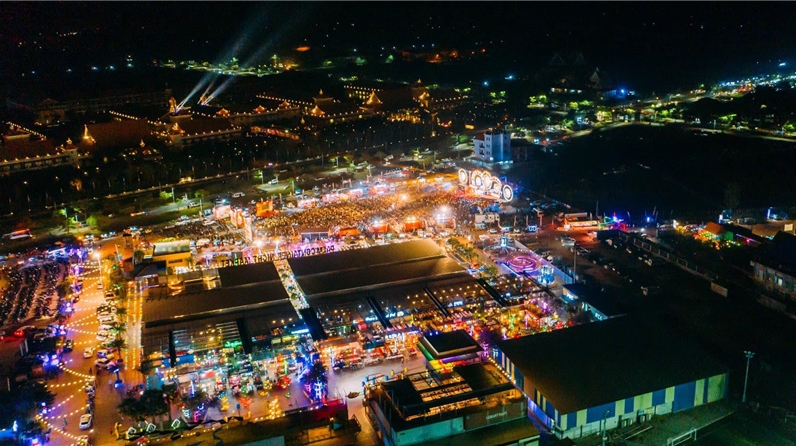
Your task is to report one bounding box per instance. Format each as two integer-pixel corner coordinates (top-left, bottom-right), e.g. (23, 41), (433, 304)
(138, 389), (169, 424)
(115, 306), (127, 318)
(302, 360), (328, 385)
(373, 150), (388, 163)
(117, 397), (143, 421)
(462, 246), (476, 264)
(109, 322), (128, 336)
(161, 384), (181, 422)
(108, 337), (127, 352)
(86, 214), (99, 229)
(446, 237), (460, 249)
(481, 265), (499, 277)
(52, 209), (73, 233)
(194, 189), (209, 200)
(0, 381), (56, 435)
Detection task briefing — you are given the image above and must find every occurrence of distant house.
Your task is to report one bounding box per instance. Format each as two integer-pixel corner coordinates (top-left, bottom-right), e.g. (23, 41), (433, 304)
(162, 115), (242, 147)
(192, 100), (300, 127)
(83, 119), (156, 150)
(701, 222), (732, 242)
(471, 129), (511, 164)
(751, 231), (796, 303)
(0, 124), (85, 172)
(562, 283), (627, 321)
(300, 90), (373, 127)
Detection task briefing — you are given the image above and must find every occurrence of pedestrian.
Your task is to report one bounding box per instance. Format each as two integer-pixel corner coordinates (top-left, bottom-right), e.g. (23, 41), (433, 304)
(89, 367), (92, 374)
(63, 417), (67, 428)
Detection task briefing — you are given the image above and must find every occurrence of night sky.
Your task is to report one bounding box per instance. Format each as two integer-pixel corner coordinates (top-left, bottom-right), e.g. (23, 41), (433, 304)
(2, 2), (795, 91)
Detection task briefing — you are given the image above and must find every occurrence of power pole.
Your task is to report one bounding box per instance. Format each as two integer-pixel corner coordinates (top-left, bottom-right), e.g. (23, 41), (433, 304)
(742, 350), (755, 403)
(601, 411), (609, 446)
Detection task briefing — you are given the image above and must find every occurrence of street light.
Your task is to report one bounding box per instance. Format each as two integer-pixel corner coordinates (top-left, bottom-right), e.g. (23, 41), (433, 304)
(742, 350), (755, 403)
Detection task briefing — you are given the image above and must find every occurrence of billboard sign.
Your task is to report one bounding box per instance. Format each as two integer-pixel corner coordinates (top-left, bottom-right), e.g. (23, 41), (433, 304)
(458, 168), (514, 202)
(463, 401), (525, 430)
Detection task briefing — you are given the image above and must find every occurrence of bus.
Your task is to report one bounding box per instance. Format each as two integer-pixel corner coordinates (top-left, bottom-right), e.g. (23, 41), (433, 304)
(3, 229), (32, 240)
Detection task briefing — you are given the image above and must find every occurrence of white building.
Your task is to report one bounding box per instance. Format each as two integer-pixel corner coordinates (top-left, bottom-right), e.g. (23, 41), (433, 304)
(473, 130), (511, 163)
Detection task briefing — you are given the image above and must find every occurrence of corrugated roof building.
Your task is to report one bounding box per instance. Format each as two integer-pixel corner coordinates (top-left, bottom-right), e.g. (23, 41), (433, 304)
(493, 316), (728, 439)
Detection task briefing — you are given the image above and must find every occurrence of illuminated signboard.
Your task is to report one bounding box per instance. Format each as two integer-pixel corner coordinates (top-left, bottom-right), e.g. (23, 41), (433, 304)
(458, 168), (514, 202)
(217, 245), (335, 267)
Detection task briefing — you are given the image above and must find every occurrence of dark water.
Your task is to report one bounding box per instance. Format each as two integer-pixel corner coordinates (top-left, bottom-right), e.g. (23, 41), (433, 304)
(508, 125), (796, 221)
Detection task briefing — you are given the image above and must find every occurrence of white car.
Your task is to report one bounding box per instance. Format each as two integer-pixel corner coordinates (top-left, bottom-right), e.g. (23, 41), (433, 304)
(79, 414), (92, 430)
(83, 348), (95, 359)
(268, 179), (278, 185)
(94, 358), (116, 370)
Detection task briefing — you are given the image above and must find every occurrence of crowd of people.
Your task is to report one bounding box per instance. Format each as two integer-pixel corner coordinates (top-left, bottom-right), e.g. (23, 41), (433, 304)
(255, 188), (493, 238)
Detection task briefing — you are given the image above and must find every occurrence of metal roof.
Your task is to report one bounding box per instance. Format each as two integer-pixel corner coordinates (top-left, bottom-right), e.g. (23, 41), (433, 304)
(142, 281), (289, 327)
(217, 262), (281, 287)
(288, 240), (445, 276)
(296, 257), (466, 297)
(421, 330), (483, 360)
(496, 316), (728, 414)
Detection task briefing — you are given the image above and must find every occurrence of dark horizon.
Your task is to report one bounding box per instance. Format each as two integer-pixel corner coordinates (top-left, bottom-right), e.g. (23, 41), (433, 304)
(2, 2), (795, 93)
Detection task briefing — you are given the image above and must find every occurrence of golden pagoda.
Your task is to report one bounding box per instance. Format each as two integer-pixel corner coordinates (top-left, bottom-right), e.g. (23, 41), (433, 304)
(82, 125), (95, 144)
(366, 91), (382, 106)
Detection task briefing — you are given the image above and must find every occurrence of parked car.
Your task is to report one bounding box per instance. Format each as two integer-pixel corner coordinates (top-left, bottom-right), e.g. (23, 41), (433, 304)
(63, 339), (74, 352)
(79, 414), (93, 430)
(94, 358), (116, 369)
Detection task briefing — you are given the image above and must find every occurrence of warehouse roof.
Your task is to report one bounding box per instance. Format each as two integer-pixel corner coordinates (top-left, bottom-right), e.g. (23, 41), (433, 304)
(288, 239), (444, 276)
(217, 262), (281, 287)
(496, 316), (727, 414)
(296, 256), (466, 297)
(142, 281), (289, 327)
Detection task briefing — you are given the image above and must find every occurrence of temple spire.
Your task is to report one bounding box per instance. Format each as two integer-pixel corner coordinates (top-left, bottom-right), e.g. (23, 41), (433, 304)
(82, 125), (95, 144)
